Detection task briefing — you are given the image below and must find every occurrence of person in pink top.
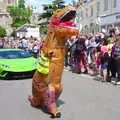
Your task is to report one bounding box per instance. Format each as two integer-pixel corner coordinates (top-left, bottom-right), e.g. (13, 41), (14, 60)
(100, 41), (110, 82)
(101, 45), (108, 55)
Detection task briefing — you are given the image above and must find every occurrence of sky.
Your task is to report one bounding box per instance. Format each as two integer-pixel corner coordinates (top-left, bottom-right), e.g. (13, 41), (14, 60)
(25, 0), (78, 13)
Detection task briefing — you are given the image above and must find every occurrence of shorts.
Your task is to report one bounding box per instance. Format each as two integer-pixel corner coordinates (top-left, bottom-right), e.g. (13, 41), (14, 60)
(101, 62), (108, 69)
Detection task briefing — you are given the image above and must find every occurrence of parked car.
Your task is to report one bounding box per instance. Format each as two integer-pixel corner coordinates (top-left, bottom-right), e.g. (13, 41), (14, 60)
(0, 49), (38, 79)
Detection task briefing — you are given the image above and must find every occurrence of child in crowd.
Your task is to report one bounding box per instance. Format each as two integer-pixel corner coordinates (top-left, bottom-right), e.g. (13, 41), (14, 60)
(100, 44), (109, 82)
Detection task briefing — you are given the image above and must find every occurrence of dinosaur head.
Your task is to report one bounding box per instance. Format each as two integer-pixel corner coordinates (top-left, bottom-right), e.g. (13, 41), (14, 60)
(49, 6), (79, 38)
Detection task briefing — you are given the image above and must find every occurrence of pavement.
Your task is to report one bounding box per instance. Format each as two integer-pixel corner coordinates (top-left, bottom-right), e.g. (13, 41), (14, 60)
(0, 70), (120, 120)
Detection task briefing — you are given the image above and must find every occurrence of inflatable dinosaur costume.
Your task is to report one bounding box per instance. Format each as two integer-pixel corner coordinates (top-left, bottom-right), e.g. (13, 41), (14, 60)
(28, 6), (78, 118)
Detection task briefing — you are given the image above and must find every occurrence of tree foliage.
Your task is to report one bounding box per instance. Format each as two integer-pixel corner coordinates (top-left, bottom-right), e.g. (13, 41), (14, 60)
(41, 4), (53, 19)
(52, 0), (65, 9)
(41, 0), (65, 19)
(18, 0), (25, 8)
(39, 0), (65, 35)
(39, 26), (48, 34)
(0, 26), (7, 37)
(7, 0), (32, 28)
(71, 0), (77, 6)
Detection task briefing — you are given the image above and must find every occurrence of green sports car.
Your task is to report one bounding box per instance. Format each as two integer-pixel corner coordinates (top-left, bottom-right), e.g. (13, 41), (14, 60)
(0, 49), (38, 79)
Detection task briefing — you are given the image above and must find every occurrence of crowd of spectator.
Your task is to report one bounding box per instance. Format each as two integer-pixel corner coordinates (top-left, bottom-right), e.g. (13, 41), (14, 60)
(0, 36), (43, 58)
(65, 28), (120, 85)
(1, 28), (120, 85)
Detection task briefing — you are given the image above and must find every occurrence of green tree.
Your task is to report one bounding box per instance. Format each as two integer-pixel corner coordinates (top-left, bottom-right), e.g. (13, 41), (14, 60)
(18, 0), (25, 8)
(39, 0), (65, 34)
(39, 26), (48, 34)
(0, 26), (6, 37)
(41, 0), (65, 19)
(41, 4), (54, 19)
(71, 0), (77, 6)
(52, 0), (65, 9)
(7, 0), (32, 28)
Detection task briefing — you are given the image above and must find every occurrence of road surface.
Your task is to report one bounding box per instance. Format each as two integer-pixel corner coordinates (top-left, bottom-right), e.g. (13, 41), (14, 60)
(0, 70), (120, 120)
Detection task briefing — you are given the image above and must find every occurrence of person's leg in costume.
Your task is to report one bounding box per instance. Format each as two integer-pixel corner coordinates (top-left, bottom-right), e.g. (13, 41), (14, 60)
(48, 61), (64, 99)
(28, 71), (61, 117)
(28, 71), (48, 106)
(44, 84), (61, 118)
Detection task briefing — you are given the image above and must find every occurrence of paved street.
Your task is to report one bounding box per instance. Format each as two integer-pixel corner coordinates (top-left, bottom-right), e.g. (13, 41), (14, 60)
(0, 71), (120, 120)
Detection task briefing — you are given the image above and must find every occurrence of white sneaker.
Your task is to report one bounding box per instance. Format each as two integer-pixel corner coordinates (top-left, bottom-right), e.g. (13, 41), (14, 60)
(111, 80), (116, 84)
(116, 81), (120, 85)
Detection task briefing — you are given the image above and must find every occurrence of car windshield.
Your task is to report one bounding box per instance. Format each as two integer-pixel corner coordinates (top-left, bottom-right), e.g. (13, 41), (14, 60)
(0, 50), (32, 59)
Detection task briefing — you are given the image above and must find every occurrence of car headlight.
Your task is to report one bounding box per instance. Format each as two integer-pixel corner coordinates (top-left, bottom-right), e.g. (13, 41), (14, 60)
(0, 64), (10, 69)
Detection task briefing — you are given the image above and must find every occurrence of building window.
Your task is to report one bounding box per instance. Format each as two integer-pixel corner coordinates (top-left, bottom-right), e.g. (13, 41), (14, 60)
(81, 11), (83, 19)
(97, 2), (100, 16)
(113, 0), (116, 8)
(3, 0), (7, 2)
(90, 23), (95, 34)
(104, 0), (108, 11)
(0, 8), (2, 12)
(85, 25), (88, 34)
(90, 6), (93, 17)
(78, 11), (81, 20)
(86, 8), (88, 17)
(96, 24), (100, 32)
(8, 0), (13, 4)
(8, 0), (11, 4)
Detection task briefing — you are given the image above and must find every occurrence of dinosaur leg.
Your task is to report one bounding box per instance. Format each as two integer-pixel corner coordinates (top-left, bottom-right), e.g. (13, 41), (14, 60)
(49, 61), (64, 100)
(44, 84), (61, 118)
(55, 84), (63, 100)
(28, 71), (48, 107)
